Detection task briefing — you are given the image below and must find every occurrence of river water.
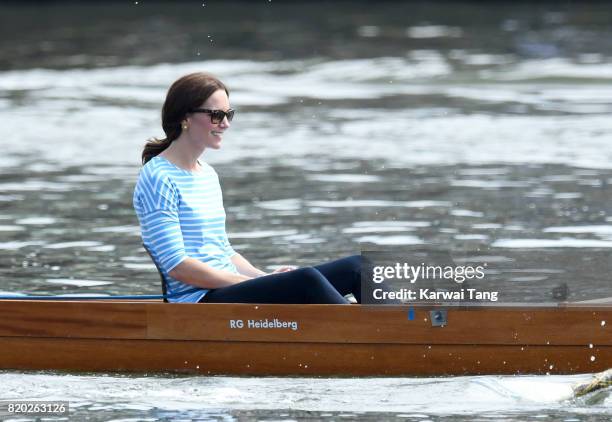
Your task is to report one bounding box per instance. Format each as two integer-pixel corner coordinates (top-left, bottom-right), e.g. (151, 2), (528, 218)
(0, 1), (611, 420)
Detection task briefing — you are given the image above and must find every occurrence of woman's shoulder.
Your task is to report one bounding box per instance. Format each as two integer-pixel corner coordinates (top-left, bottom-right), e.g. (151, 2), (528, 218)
(133, 158), (182, 210)
(145, 155), (183, 175)
(136, 156), (177, 186)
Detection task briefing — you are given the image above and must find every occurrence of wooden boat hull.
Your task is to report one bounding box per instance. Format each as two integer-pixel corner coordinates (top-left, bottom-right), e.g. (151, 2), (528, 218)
(0, 301), (610, 375)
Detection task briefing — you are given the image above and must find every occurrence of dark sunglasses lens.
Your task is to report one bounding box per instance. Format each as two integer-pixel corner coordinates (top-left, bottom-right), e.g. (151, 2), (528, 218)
(209, 111), (223, 124)
(210, 110), (234, 123)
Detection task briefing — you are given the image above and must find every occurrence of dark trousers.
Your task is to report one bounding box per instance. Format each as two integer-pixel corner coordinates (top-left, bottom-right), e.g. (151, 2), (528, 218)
(200, 255), (362, 304)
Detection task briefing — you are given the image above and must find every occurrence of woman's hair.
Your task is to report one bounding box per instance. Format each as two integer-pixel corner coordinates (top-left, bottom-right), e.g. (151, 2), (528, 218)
(141, 72), (229, 164)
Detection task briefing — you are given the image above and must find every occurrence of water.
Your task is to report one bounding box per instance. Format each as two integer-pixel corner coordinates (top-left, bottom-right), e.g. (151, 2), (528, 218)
(1, 1), (611, 420)
(0, 372), (610, 421)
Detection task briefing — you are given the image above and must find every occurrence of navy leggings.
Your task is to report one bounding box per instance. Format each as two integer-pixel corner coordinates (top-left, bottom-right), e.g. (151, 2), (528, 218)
(200, 255), (362, 304)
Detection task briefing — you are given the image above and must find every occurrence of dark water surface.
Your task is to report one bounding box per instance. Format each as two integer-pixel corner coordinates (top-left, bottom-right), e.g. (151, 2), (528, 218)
(0, 1), (611, 420)
(3, 1), (611, 70)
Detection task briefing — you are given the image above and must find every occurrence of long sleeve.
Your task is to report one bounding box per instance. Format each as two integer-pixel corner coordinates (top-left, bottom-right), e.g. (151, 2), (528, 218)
(134, 167), (187, 273)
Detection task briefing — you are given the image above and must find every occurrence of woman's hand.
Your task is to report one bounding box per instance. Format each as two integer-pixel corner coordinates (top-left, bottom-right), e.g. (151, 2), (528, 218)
(272, 265), (298, 274)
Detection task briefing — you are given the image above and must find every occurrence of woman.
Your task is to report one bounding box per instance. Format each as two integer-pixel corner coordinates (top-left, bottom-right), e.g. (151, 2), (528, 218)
(133, 72), (362, 304)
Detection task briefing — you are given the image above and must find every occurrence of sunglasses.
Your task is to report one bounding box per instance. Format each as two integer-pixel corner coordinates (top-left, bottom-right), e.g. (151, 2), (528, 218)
(190, 108), (235, 124)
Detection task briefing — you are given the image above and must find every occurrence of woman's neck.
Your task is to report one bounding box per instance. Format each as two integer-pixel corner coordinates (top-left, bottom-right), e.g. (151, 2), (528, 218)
(160, 136), (205, 172)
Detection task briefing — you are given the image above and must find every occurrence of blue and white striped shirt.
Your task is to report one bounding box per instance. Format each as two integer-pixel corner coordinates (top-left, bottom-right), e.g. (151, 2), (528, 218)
(133, 155), (238, 302)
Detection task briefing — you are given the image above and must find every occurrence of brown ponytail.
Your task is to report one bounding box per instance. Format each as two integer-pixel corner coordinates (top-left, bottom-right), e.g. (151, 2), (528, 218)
(141, 72), (229, 164)
(141, 137), (173, 164)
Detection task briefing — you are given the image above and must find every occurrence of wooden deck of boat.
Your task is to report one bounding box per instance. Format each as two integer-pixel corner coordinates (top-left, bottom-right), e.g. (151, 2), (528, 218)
(0, 301), (610, 376)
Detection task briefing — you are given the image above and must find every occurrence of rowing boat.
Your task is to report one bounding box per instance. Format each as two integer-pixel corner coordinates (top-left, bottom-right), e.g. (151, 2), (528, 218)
(0, 299), (610, 376)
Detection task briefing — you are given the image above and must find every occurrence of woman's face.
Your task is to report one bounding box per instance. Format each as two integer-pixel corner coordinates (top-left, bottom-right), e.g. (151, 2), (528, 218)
(186, 89), (231, 150)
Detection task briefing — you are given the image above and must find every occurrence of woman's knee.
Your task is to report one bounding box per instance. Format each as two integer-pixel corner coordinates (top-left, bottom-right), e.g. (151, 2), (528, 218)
(294, 266), (326, 282)
(294, 266), (340, 290)
(344, 255), (363, 273)
(294, 267), (347, 303)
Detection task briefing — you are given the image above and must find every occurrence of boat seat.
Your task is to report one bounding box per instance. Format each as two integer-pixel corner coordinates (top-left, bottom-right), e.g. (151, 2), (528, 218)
(142, 244), (169, 303)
